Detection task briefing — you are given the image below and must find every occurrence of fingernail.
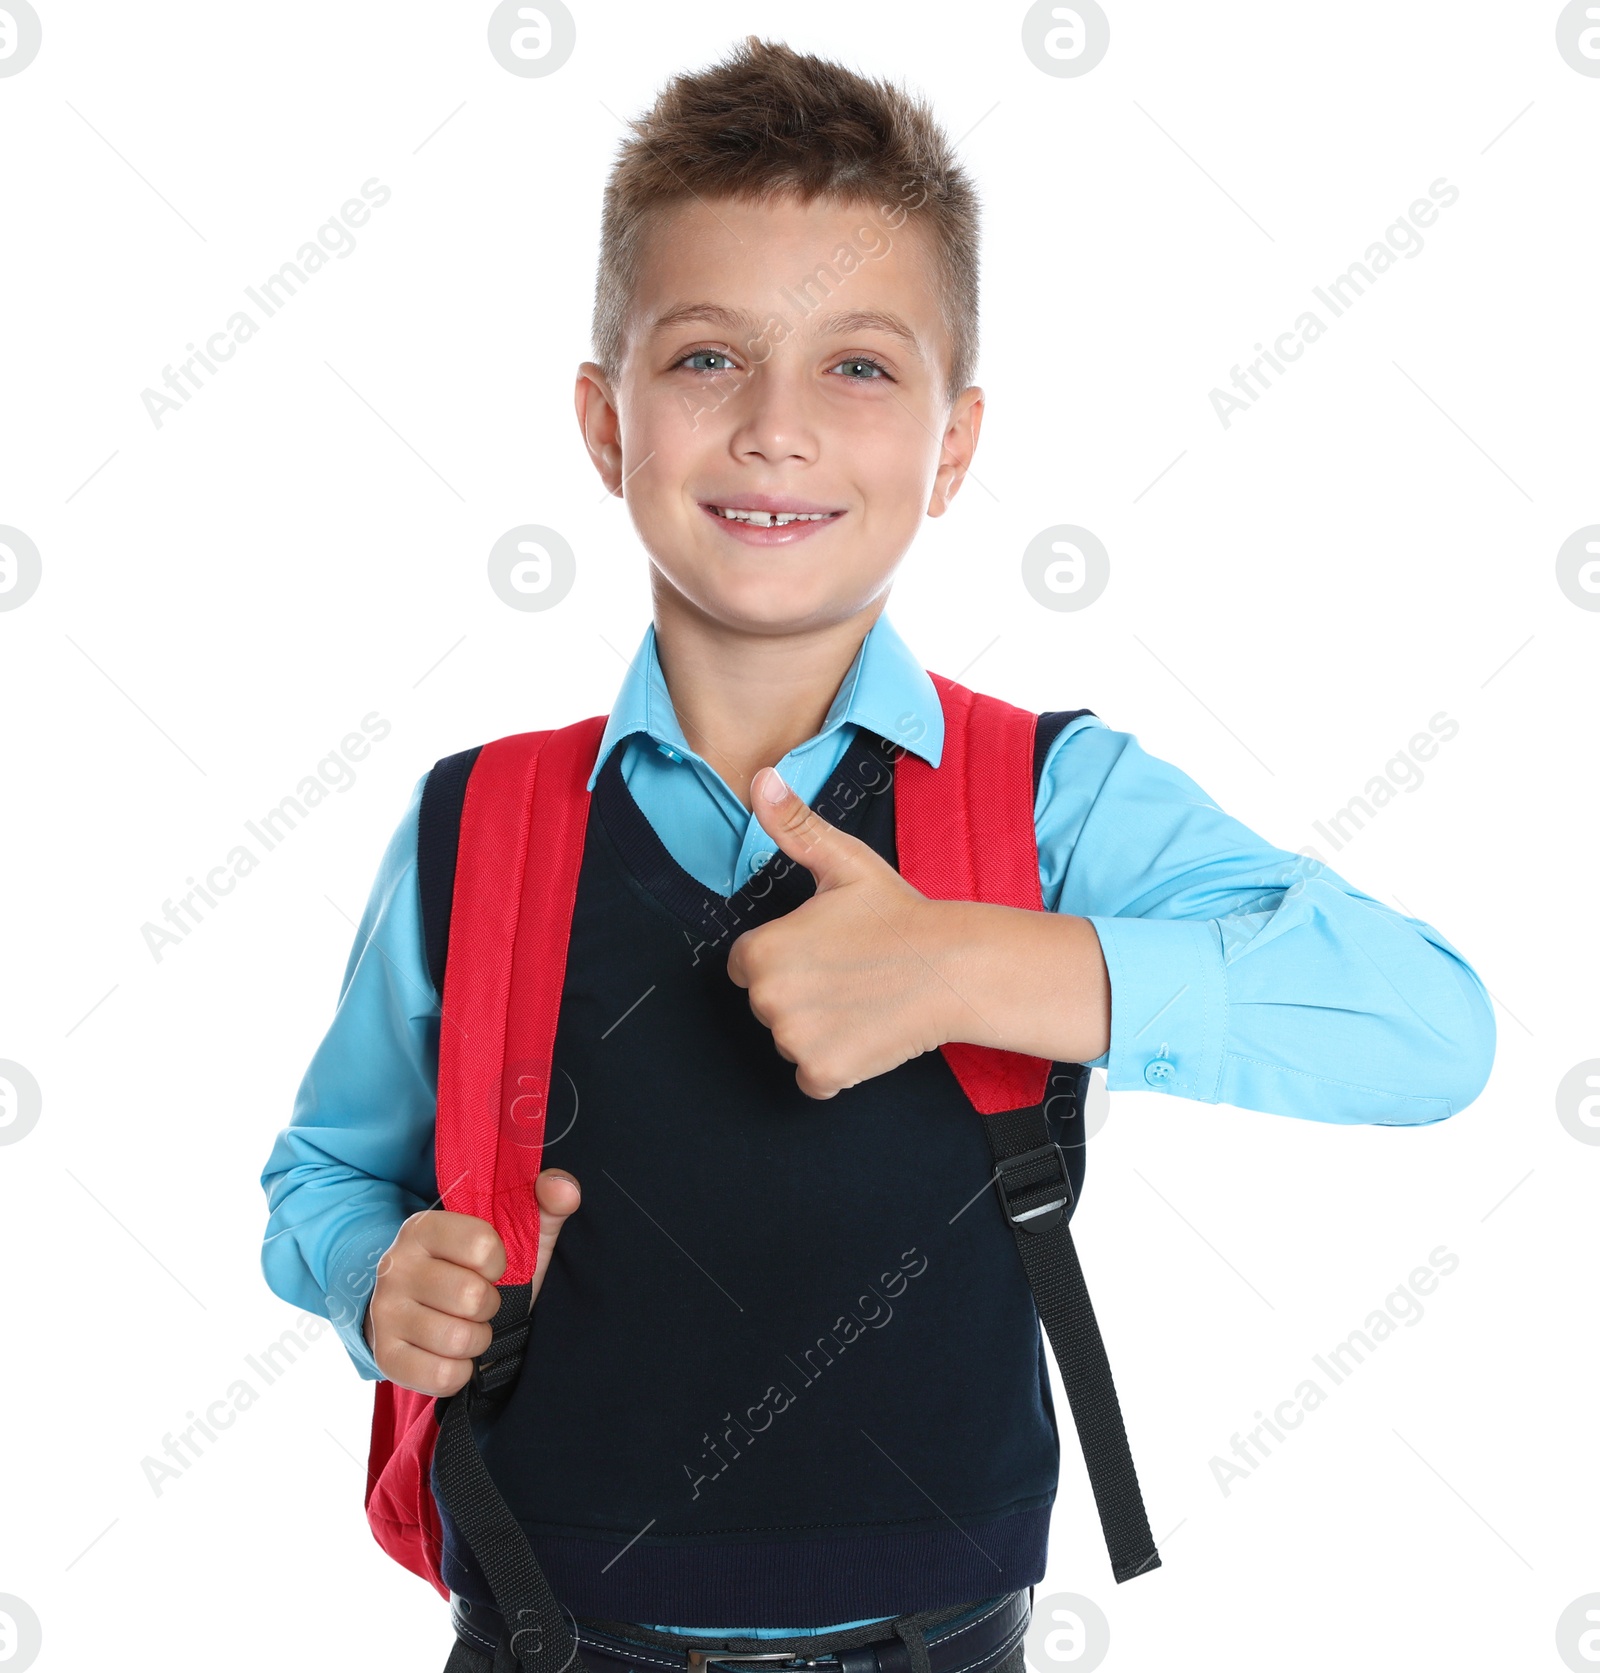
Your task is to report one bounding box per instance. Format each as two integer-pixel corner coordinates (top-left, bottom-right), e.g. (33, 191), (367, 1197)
(760, 767), (788, 804)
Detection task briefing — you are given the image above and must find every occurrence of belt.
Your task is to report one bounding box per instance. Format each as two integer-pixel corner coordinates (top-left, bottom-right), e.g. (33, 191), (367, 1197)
(449, 1586), (1032, 1673)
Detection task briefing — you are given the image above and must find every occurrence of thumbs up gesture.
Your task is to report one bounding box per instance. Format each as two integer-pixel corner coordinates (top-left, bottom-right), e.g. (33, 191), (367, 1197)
(725, 765), (967, 1100)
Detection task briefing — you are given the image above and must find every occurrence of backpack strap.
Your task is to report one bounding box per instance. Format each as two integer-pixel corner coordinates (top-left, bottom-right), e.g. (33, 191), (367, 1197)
(429, 714), (606, 1673)
(894, 673), (1055, 1112)
(419, 745), (483, 1000)
(896, 674), (1161, 1584)
(433, 717), (605, 1275)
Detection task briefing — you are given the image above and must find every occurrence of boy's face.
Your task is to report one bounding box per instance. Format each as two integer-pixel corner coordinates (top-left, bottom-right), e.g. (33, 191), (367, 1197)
(575, 193), (983, 637)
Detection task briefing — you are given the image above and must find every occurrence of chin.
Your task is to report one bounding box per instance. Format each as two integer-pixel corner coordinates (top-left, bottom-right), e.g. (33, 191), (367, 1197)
(679, 575), (855, 635)
(704, 588), (839, 633)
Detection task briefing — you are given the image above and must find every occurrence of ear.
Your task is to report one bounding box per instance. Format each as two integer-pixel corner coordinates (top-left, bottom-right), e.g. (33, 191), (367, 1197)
(575, 361), (623, 497)
(927, 385), (984, 518)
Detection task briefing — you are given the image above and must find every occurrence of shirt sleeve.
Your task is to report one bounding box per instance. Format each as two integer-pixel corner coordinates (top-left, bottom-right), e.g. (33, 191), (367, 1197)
(1034, 717), (1495, 1124)
(258, 770), (441, 1380)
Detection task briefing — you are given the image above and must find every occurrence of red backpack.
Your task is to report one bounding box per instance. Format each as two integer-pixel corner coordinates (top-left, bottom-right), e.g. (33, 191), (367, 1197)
(363, 674), (1157, 1665)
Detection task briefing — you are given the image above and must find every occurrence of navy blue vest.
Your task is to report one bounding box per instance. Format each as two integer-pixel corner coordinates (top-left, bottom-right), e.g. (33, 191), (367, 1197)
(430, 717), (1092, 1625)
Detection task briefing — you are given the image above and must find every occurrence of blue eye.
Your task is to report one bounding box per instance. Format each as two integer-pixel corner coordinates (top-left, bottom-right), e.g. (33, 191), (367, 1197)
(678, 350), (736, 372)
(832, 357), (889, 379)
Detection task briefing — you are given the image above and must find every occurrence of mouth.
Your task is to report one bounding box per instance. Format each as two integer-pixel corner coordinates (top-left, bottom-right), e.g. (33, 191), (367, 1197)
(700, 499), (847, 545)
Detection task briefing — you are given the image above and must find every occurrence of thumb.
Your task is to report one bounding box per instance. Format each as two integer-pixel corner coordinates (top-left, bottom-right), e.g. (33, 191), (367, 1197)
(749, 765), (882, 892)
(529, 1168), (581, 1307)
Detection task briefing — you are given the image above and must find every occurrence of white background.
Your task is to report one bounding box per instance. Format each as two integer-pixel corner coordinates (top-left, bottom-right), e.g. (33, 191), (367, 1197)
(1, 3), (1596, 1670)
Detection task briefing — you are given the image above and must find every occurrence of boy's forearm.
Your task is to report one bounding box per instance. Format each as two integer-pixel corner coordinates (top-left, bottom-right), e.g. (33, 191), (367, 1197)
(929, 900), (1112, 1065)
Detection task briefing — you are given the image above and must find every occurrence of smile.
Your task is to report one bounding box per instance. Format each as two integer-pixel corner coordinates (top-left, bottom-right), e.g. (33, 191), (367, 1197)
(699, 501), (846, 545)
(706, 505), (843, 526)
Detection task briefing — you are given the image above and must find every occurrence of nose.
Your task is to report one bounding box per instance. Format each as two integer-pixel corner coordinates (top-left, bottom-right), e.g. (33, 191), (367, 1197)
(726, 358), (820, 466)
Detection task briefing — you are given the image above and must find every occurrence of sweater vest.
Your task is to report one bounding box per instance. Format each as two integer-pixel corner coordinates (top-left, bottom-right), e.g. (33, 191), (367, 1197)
(431, 717), (1092, 1625)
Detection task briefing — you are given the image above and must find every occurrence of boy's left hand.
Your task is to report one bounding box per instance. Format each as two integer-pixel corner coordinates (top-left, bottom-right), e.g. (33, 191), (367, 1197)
(726, 765), (965, 1100)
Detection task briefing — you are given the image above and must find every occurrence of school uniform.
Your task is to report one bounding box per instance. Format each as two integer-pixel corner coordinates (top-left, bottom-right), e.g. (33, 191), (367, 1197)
(260, 611), (1494, 1647)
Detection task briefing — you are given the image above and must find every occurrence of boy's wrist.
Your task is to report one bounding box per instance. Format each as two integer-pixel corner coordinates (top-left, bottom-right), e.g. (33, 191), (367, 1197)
(928, 898), (1112, 1066)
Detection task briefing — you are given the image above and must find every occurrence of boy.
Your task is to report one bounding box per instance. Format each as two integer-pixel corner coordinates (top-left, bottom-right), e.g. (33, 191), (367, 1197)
(259, 36), (1495, 1673)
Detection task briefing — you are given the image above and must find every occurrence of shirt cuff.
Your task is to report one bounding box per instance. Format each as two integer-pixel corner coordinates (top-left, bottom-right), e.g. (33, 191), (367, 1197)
(1086, 915), (1227, 1101)
(324, 1214), (407, 1382)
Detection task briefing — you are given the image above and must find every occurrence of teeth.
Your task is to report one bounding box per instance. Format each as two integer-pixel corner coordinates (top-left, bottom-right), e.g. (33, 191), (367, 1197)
(712, 506), (834, 526)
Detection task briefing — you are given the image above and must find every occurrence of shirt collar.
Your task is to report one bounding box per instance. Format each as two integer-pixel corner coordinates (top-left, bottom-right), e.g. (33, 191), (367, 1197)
(585, 611), (945, 791)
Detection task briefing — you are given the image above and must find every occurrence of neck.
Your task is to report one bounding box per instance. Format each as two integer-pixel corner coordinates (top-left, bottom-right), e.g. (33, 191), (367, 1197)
(648, 584), (888, 811)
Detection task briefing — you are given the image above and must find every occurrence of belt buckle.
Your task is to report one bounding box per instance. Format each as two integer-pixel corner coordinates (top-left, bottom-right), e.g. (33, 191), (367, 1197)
(685, 1653), (831, 1672)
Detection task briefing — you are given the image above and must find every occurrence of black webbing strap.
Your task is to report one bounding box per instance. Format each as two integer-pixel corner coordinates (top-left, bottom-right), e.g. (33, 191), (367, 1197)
(889, 1608), (936, 1673)
(431, 1281), (591, 1673)
(983, 1104), (1160, 1582)
(444, 1633), (517, 1673)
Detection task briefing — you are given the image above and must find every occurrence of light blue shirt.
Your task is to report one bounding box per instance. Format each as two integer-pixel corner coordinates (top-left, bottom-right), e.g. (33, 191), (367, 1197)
(258, 609), (1495, 1634)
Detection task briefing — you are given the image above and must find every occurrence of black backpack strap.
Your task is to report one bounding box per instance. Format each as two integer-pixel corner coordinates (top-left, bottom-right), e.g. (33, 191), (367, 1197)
(432, 1283), (590, 1672)
(444, 1640), (504, 1673)
(418, 746), (483, 1001)
(1013, 705), (1160, 1582)
(444, 1606), (524, 1673)
(1032, 709), (1098, 1213)
(984, 1101), (1160, 1581)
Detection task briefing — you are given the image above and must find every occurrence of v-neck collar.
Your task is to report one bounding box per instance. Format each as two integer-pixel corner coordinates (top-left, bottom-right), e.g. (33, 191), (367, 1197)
(591, 722), (903, 945)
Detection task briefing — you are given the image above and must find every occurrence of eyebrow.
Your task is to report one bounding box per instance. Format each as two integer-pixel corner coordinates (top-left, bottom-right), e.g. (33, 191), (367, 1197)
(649, 302), (924, 359)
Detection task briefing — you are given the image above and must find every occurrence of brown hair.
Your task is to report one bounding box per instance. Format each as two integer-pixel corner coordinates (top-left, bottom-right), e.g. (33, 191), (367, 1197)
(592, 36), (981, 404)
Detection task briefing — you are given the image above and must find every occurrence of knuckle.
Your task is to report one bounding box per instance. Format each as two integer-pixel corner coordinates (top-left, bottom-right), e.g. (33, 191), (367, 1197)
(465, 1275), (497, 1320)
(401, 1208), (438, 1245)
(811, 1052), (846, 1089)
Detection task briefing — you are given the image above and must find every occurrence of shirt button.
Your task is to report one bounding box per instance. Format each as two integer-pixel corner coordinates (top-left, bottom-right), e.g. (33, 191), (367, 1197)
(751, 850), (775, 870)
(1144, 1059), (1176, 1086)
(655, 741), (683, 763)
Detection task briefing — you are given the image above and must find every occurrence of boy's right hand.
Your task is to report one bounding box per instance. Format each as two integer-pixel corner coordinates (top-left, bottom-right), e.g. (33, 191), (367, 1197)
(363, 1169), (581, 1395)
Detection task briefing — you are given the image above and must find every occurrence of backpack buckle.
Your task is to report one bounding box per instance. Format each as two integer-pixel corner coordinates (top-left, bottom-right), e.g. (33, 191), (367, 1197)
(466, 1314), (532, 1402)
(993, 1140), (1073, 1234)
